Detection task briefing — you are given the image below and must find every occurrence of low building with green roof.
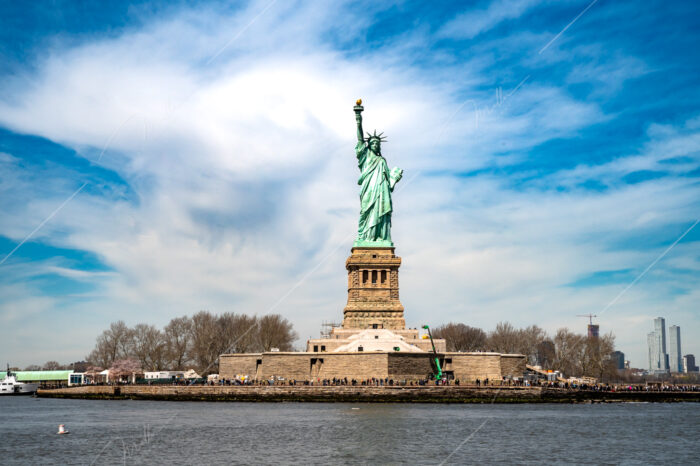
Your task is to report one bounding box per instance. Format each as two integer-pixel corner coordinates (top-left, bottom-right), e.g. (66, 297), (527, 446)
(1, 370), (73, 386)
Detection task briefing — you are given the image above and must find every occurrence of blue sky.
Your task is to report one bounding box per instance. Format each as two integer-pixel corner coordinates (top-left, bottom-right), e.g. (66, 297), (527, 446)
(1, 0), (699, 368)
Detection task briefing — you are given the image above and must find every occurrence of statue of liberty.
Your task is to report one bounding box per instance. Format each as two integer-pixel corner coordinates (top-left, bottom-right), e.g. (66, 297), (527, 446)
(353, 99), (403, 247)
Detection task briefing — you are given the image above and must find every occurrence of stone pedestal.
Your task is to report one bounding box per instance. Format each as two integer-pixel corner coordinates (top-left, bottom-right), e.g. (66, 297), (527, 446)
(306, 245), (446, 354)
(342, 247), (405, 330)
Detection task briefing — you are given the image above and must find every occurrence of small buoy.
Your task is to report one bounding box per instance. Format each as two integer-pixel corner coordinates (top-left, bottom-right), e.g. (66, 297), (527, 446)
(57, 424), (70, 435)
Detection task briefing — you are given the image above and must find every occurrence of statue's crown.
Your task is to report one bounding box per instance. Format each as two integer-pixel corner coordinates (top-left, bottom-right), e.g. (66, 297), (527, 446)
(366, 130), (387, 143)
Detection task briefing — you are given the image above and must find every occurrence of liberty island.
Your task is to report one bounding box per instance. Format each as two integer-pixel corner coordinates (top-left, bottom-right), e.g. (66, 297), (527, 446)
(34, 101), (700, 402)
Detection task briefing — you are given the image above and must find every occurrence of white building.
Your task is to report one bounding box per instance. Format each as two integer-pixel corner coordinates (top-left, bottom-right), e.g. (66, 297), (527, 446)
(144, 370), (201, 380)
(144, 371), (185, 380)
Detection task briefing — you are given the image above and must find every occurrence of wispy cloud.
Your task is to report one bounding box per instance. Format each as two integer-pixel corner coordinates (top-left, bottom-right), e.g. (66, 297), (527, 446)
(438, 0), (542, 39)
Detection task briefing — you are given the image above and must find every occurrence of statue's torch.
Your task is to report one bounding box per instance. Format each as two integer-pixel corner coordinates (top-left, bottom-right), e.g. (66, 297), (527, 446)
(354, 98), (364, 115)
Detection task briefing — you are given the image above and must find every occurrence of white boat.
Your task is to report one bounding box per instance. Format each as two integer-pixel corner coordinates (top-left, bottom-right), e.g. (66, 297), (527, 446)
(0, 366), (39, 395)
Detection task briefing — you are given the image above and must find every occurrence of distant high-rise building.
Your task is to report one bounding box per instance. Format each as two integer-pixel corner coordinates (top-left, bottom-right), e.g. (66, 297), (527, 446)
(588, 324), (599, 339)
(669, 325), (682, 373)
(655, 317), (668, 371)
(647, 317), (669, 373)
(611, 351), (625, 370)
(647, 332), (656, 372)
(683, 354), (699, 373)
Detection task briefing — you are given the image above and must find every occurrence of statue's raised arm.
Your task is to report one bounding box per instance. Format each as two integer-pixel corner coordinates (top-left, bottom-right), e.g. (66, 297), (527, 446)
(354, 99), (364, 143)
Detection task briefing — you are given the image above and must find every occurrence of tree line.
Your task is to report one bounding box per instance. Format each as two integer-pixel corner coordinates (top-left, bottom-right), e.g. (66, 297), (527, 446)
(86, 311), (298, 374)
(20, 361), (88, 372)
(432, 321), (618, 380)
(18, 316), (616, 381)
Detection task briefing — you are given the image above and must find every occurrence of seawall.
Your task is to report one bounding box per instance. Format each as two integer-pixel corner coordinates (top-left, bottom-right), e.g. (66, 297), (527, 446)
(36, 385), (700, 403)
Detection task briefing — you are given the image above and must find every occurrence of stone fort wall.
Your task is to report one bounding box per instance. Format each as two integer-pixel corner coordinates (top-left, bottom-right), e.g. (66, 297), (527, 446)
(443, 352), (502, 381)
(220, 352), (526, 382)
(500, 354), (527, 378)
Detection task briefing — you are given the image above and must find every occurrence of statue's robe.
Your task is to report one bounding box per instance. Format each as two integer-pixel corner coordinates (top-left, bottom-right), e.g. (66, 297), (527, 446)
(356, 141), (393, 242)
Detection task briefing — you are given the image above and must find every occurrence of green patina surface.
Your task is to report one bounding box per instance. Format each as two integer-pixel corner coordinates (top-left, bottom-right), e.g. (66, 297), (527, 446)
(353, 101), (402, 246)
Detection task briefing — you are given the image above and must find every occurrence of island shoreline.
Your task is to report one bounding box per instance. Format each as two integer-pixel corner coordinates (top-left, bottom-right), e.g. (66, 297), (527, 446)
(36, 385), (700, 403)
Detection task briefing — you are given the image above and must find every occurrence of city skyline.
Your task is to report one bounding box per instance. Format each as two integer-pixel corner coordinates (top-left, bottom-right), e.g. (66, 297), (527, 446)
(1, 1), (699, 368)
(646, 317), (694, 374)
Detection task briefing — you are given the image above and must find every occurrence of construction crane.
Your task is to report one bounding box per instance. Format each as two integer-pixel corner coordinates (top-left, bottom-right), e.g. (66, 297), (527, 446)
(576, 314), (597, 325)
(576, 314), (600, 338)
(422, 325), (443, 381)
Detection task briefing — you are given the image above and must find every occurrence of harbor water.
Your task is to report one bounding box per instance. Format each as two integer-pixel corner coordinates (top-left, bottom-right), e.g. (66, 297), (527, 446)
(1, 397), (698, 464)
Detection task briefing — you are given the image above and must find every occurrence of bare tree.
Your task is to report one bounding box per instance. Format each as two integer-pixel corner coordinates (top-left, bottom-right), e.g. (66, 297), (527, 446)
(87, 334), (113, 368)
(487, 321), (520, 353)
(189, 311), (220, 374)
(515, 325), (548, 363)
(552, 328), (586, 378)
(42, 361), (62, 370)
(432, 323), (487, 352)
(581, 332), (617, 380)
(536, 339), (556, 369)
(216, 312), (259, 355)
(164, 316), (192, 370)
(24, 364), (42, 371)
(131, 323), (166, 371)
(111, 321), (135, 359)
(187, 311), (296, 373)
(87, 320), (134, 367)
(257, 314), (298, 351)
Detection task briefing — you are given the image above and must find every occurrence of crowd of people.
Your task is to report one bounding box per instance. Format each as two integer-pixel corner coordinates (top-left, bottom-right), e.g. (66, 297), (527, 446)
(137, 375), (700, 392)
(532, 380), (700, 392)
(212, 377), (444, 386)
(204, 376), (700, 392)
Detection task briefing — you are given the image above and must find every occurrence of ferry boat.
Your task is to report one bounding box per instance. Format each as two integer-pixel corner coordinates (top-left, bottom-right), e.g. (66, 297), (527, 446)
(0, 366), (39, 395)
